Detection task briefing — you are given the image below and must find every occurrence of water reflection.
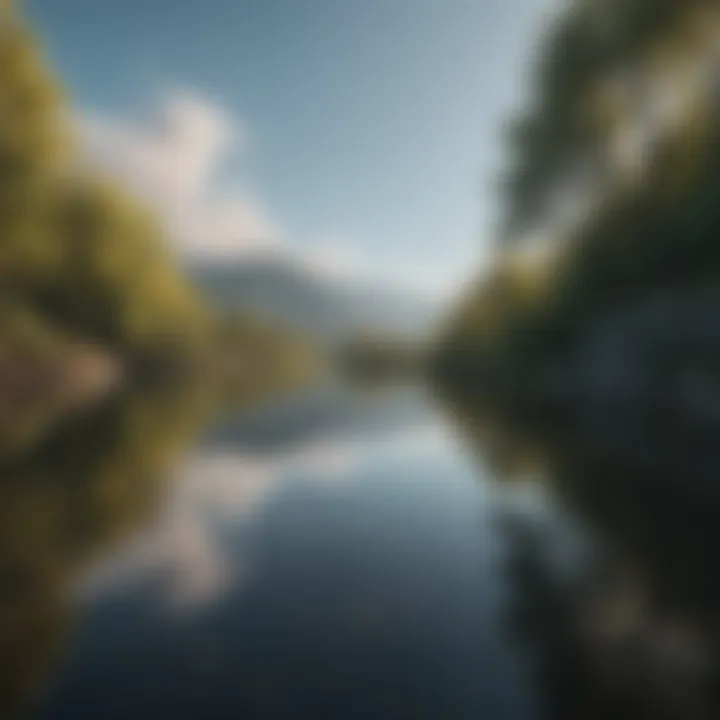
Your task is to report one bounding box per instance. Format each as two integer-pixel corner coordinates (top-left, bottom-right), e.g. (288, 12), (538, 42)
(8, 371), (719, 719)
(0, 379), (213, 719)
(444, 311), (720, 720)
(2, 384), (540, 720)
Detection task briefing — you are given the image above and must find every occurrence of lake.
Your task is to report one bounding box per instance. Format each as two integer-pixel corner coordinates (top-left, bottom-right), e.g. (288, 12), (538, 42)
(2, 381), (715, 720)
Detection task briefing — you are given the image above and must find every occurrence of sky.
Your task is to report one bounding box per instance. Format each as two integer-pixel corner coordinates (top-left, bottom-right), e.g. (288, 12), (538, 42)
(25, 0), (553, 297)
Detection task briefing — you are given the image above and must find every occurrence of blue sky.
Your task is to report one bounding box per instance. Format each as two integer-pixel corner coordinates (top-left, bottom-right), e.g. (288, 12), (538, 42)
(25, 0), (552, 295)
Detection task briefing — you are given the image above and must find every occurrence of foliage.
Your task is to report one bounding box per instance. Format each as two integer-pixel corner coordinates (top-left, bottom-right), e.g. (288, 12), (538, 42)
(0, 3), (209, 357)
(337, 331), (426, 384)
(500, 0), (710, 240)
(435, 0), (720, 412)
(209, 309), (323, 407)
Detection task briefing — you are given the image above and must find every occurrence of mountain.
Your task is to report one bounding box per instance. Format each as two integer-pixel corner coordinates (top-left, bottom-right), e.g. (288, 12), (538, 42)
(191, 258), (438, 339)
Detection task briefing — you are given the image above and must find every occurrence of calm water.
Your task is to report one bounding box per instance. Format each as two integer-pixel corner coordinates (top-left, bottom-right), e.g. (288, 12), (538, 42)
(0, 384), (545, 720)
(3, 381), (716, 719)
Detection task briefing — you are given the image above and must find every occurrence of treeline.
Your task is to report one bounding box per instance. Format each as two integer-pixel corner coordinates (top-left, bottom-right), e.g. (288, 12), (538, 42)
(434, 0), (720, 414)
(0, 3), (209, 360)
(336, 331), (426, 385)
(211, 311), (323, 408)
(0, 3), (323, 429)
(432, 5), (720, 716)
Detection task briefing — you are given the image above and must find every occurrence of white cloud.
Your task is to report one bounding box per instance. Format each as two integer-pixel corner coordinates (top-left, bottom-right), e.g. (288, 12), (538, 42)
(79, 88), (455, 299)
(80, 90), (278, 261)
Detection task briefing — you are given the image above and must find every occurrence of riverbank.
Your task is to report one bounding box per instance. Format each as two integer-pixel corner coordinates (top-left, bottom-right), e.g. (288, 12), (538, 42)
(0, 311), (325, 456)
(0, 319), (123, 453)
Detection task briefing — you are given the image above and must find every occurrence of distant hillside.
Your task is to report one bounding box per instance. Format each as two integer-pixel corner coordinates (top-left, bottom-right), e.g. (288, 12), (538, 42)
(192, 259), (438, 340)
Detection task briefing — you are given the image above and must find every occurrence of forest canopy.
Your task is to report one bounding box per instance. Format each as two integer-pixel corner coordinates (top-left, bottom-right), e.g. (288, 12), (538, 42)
(0, 1), (209, 358)
(435, 0), (720, 407)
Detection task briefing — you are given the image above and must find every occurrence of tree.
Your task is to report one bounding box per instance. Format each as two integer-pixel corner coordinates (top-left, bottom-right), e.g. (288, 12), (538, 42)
(0, 2), (209, 356)
(436, 0), (720, 407)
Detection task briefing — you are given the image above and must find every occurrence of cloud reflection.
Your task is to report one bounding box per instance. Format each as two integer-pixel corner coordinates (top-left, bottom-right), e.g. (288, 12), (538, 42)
(78, 419), (453, 611)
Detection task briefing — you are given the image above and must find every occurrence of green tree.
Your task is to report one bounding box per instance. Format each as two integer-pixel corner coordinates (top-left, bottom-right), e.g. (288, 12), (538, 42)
(436, 0), (720, 407)
(0, 1), (209, 357)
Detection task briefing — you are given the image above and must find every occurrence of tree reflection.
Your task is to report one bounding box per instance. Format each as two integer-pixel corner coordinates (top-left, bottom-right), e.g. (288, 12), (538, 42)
(0, 378), (214, 718)
(441, 324), (720, 720)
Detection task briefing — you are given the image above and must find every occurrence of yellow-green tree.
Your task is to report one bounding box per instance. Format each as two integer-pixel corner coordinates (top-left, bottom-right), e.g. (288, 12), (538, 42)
(0, 1), (208, 356)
